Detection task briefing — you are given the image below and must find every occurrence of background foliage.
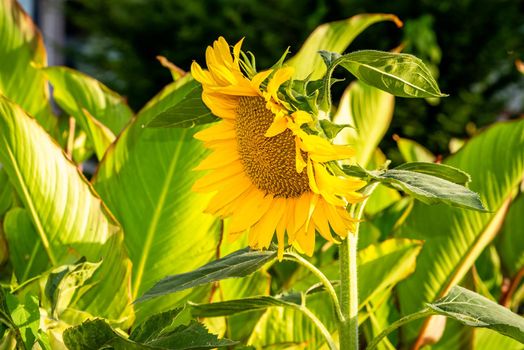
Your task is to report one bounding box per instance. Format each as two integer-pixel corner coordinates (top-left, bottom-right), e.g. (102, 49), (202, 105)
(0, 0), (523, 349)
(65, 0), (524, 160)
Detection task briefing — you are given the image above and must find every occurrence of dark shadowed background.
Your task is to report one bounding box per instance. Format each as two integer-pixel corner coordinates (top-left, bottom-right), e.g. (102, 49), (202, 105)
(25, 0), (524, 162)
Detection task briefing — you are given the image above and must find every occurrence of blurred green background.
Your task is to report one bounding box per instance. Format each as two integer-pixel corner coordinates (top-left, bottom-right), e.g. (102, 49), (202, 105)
(60, 0), (523, 161)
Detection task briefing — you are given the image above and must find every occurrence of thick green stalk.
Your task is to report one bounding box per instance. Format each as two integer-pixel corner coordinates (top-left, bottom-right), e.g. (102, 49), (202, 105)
(339, 183), (378, 350)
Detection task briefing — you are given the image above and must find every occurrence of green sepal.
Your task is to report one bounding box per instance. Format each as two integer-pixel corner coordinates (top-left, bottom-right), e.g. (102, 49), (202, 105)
(318, 119), (354, 139)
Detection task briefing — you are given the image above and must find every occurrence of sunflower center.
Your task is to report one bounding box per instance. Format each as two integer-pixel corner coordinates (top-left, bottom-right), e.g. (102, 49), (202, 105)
(235, 96), (310, 198)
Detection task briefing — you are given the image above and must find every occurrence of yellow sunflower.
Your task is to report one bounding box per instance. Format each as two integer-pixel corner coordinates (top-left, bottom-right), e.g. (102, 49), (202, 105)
(191, 37), (366, 259)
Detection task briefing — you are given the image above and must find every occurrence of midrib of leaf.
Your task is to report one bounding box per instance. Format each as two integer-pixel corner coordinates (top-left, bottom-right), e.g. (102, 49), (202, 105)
(414, 197), (512, 347)
(4, 145), (56, 265)
(132, 129), (188, 298)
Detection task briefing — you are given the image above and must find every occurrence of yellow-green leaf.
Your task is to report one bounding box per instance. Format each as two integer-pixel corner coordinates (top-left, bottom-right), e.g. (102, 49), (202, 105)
(0, 95), (133, 326)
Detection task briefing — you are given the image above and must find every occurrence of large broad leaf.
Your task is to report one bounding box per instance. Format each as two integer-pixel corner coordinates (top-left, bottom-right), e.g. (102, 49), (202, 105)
(93, 76), (221, 323)
(3, 208), (48, 282)
(43, 66), (134, 159)
(427, 286), (524, 344)
(212, 232), (273, 343)
(247, 292), (335, 349)
(286, 14), (402, 80)
(333, 80), (394, 167)
(496, 191), (524, 278)
(0, 96), (133, 325)
(0, 169), (13, 216)
(397, 119), (524, 345)
(394, 135), (435, 163)
(0, 0), (55, 132)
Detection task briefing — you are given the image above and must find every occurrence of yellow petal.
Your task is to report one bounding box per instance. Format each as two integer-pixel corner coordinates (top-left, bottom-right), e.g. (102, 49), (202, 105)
(293, 193), (310, 239)
(227, 188), (273, 233)
(307, 159), (320, 194)
(192, 161), (244, 192)
(191, 61), (213, 84)
(291, 110), (313, 126)
(194, 120), (235, 142)
(295, 141), (307, 173)
(312, 200), (334, 242)
(264, 115), (288, 137)
(193, 146), (239, 170)
(266, 67), (294, 101)
(251, 70), (273, 90)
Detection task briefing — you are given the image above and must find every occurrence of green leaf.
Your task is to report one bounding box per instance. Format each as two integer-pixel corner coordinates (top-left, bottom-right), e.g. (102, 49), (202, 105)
(130, 308), (191, 343)
(475, 328), (524, 350)
(318, 119), (352, 139)
(428, 286), (524, 343)
(146, 321), (238, 349)
(333, 80), (394, 167)
(213, 233), (273, 343)
(64, 319), (237, 350)
(43, 259), (101, 318)
(3, 208), (48, 282)
(44, 67), (132, 135)
(63, 319), (144, 350)
(397, 119), (524, 344)
(43, 66), (134, 159)
(247, 292), (334, 349)
(340, 50), (446, 97)
(394, 162), (471, 186)
(496, 192), (524, 277)
(0, 169), (14, 217)
(286, 14), (402, 80)
(0, 0), (56, 132)
(145, 79), (217, 128)
(0, 96), (133, 326)
(93, 76), (222, 322)
(138, 248), (277, 303)
(190, 293), (302, 318)
(367, 168), (486, 211)
(5, 293), (40, 349)
(394, 135), (435, 162)
(321, 50), (446, 112)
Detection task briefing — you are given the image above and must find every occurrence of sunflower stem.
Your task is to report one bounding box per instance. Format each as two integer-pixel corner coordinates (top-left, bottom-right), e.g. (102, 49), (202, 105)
(283, 251), (344, 322)
(339, 182), (378, 350)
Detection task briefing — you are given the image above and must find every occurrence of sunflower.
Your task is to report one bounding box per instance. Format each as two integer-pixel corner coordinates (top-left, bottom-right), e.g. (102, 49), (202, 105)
(191, 37), (366, 259)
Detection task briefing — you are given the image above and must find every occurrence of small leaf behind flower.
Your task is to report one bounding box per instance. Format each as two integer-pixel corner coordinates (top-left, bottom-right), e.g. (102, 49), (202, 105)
(138, 248), (277, 302)
(146, 80), (218, 128)
(427, 286), (524, 344)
